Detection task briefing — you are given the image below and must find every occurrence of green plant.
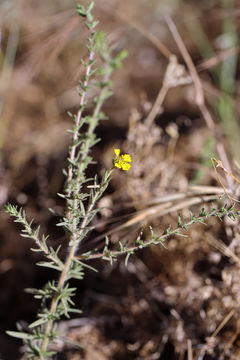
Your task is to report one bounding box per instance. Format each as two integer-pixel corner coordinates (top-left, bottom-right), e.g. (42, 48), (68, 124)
(5, 2), (127, 358)
(4, 2), (240, 360)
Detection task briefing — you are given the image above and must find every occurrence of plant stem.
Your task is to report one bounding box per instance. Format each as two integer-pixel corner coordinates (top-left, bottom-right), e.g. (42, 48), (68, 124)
(66, 26), (95, 200)
(39, 67), (112, 357)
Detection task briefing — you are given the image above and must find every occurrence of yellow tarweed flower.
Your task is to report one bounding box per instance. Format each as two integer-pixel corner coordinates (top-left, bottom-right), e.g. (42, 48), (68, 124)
(114, 149), (132, 171)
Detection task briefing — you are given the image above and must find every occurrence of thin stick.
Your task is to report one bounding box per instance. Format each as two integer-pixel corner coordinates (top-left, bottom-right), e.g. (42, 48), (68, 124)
(207, 234), (240, 266)
(198, 310), (235, 359)
(165, 16), (205, 112)
(219, 324), (240, 360)
(187, 339), (193, 360)
(144, 83), (169, 127)
(197, 46), (239, 72)
(212, 310), (235, 338)
(102, 3), (172, 59)
(212, 158), (240, 186)
(165, 15), (234, 191)
(211, 157), (240, 203)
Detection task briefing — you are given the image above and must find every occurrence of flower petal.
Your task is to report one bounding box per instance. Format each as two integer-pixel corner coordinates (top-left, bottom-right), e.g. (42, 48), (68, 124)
(121, 154), (132, 162)
(114, 160), (122, 169)
(122, 162), (131, 171)
(114, 149), (120, 157)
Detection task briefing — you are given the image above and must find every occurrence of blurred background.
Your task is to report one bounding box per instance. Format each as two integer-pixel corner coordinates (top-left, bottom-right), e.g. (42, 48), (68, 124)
(1, 0), (240, 359)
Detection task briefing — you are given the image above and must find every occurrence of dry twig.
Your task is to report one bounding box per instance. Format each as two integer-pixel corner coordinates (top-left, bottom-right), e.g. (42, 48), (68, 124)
(165, 15), (235, 191)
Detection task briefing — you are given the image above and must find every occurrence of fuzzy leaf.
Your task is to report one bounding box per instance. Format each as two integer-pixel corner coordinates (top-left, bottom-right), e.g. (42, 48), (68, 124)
(6, 331), (31, 339)
(29, 317), (48, 329)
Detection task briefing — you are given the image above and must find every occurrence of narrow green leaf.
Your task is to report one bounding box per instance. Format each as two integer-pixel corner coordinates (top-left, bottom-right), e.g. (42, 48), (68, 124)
(6, 330), (31, 339)
(29, 317), (48, 329)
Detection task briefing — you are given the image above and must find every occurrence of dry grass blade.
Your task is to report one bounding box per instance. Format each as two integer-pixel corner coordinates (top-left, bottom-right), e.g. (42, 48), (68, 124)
(211, 158), (240, 203)
(145, 55), (192, 127)
(144, 83), (169, 127)
(197, 310), (235, 360)
(101, 2), (172, 59)
(207, 234), (240, 266)
(165, 15), (235, 191)
(89, 190), (225, 248)
(187, 339), (193, 360)
(197, 46), (240, 72)
(219, 322), (240, 360)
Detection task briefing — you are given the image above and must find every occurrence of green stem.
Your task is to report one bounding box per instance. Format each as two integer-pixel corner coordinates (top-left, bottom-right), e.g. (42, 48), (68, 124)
(39, 69), (112, 357)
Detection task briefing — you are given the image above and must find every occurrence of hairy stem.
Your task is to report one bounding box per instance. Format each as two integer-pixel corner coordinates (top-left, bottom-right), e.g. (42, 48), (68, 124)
(40, 68), (112, 356)
(66, 30), (95, 199)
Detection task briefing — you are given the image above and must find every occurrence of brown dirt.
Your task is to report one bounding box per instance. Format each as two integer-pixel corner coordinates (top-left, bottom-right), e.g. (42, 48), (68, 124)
(1, 0), (240, 359)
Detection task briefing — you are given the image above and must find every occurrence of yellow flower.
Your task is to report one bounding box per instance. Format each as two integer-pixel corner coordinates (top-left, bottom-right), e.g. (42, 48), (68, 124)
(114, 148), (132, 171)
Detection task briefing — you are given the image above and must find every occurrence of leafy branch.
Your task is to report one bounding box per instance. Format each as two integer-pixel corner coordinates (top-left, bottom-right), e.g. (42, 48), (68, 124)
(75, 205), (240, 265)
(4, 2), (127, 358)
(4, 204), (63, 271)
